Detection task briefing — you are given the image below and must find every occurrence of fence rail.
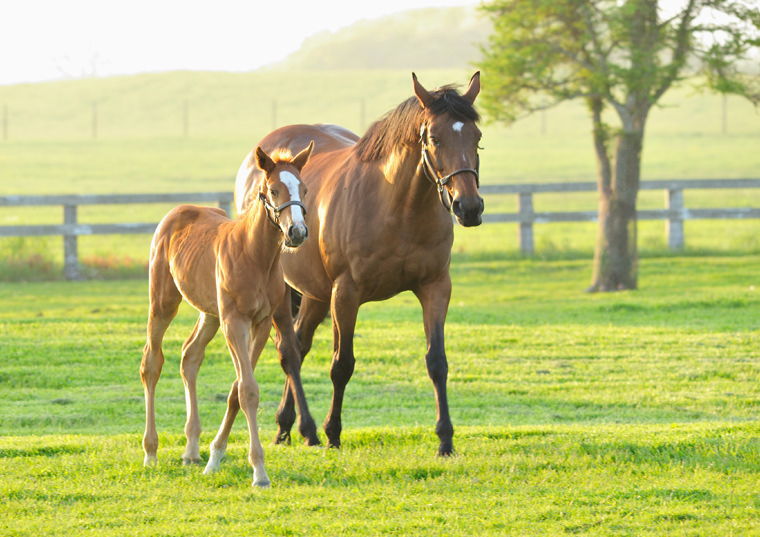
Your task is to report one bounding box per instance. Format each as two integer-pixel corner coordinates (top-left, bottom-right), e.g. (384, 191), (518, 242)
(1, 179), (758, 279)
(0, 192), (233, 279)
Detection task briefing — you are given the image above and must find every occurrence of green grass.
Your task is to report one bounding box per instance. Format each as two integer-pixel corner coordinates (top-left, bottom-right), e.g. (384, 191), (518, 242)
(1, 251), (759, 535)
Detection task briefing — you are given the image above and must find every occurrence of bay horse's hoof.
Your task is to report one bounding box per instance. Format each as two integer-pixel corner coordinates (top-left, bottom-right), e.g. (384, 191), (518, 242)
(438, 444), (454, 457)
(252, 478), (271, 488)
(274, 430), (291, 445)
(143, 454), (158, 467)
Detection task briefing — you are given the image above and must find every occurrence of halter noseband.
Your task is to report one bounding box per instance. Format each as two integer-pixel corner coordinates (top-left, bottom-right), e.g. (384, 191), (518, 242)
(419, 123), (480, 212)
(258, 191), (307, 227)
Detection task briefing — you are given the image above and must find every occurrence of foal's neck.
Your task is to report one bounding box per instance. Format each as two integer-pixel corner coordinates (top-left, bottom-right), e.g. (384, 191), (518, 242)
(237, 200), (284, 269)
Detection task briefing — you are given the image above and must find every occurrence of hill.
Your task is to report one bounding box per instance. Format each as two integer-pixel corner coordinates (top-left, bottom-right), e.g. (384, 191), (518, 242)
(272, 6), (491, 71)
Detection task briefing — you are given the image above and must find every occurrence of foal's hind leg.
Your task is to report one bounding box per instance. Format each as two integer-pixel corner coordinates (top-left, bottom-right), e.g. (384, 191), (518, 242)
(180, 312), (220, 464)
(140, 269), (182, 466)
(273, 293), (329, 445)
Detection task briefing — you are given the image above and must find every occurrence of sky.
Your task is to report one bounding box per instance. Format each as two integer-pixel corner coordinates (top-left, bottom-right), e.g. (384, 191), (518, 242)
(1, 0), (479, 86)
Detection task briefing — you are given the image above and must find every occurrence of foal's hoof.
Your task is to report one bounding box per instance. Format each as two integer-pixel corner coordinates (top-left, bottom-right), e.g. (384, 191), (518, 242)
(182, 457), (203, 466)
(252, 479), (271, 489)
(143, 454), (158, 467)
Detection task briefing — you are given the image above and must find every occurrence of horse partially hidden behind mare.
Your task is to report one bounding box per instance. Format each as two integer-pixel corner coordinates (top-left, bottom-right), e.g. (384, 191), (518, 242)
(232, 72), (483, 456)
(139, 142), (316, 487)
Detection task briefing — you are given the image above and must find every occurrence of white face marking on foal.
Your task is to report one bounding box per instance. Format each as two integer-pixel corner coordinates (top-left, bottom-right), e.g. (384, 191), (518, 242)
(279, 171), (305, 223)
(452, 121), (464, 133)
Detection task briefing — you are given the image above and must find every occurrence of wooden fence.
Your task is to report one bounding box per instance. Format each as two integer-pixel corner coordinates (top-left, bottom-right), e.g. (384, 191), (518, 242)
(1, 179), (758, 279)
(0, 192), (233, 279)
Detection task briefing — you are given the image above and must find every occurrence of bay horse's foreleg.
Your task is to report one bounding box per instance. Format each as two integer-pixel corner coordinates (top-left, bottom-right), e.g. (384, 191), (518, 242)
(323, 281), (359, 449)
(180, 312), (220, 465)
(272, 290), (321, 446)
(140, 272), (182, 466)
(414, 273), (454, 456)
(273, 292), (328, 445)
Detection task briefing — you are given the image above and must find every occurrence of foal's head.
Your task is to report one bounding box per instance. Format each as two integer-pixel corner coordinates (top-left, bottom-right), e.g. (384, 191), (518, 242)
(255, 141), (313, 247)
(414, 72), (484, 227)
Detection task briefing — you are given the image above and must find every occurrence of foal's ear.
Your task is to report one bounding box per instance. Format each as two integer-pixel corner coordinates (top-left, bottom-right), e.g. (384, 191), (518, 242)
(255, 146), (276, 174)
(292, 140), (314, 172)
(412, 72), (434, 109)
(462, 71), (481, 104)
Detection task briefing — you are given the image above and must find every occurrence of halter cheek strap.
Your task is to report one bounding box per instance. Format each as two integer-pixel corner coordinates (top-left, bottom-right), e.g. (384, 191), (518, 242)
(258, 191), (307, 227)
(419, 124), (480, 212)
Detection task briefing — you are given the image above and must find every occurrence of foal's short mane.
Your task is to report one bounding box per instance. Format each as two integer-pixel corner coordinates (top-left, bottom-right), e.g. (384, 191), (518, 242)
(354, 85), (480, 163)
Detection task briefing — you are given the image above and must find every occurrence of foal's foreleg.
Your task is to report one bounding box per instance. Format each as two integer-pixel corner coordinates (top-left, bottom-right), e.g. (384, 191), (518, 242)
(207, 316), (271, 487)
(180, 313), (220, 464)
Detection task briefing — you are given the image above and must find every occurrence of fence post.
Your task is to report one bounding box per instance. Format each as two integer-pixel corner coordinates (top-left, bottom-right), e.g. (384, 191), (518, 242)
(666, 188), (684, 251)
(218, 199), (232, 217)
(63, 204), (81, 280)
(518, 192), (535, 255)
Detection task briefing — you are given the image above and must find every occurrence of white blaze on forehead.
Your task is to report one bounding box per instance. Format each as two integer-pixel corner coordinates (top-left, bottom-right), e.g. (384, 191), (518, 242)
(452, 121), (464, 133)
(279, 171), (305, 223)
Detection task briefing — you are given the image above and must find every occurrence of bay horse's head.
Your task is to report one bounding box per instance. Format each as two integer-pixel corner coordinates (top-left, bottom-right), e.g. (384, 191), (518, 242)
(255, 141), (313, 247)
(414, 72), (484, 227)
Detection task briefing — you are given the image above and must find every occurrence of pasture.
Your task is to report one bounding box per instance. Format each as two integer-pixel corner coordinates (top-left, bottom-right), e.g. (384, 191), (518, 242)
(2, 247), (760, 535)
(1, 69), (759, 535)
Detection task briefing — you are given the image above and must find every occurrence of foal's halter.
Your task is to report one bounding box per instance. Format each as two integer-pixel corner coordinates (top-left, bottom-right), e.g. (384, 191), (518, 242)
(419, 123), (480, 212)
(258, 191), (307, 227)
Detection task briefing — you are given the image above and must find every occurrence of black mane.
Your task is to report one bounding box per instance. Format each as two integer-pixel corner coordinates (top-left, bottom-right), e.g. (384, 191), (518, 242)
(353, 85), (480, 163)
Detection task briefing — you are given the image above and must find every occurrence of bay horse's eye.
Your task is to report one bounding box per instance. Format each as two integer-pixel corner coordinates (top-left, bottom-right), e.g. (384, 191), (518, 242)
(430, 137), (440, 147)
(270, 189), (279, 198)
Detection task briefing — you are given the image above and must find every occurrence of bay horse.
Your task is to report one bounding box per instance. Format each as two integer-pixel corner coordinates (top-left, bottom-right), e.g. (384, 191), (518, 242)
(233, 72), (483, 456)
(139, 142), (316, 487)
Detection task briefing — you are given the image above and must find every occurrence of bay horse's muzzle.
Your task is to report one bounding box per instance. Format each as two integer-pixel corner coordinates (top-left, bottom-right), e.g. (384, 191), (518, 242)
(452, 194), (484, 227)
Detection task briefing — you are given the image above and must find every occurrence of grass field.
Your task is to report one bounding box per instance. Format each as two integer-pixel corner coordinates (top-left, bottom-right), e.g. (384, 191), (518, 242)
(1, 247), (759, 535)
(1, 69), (760, 535)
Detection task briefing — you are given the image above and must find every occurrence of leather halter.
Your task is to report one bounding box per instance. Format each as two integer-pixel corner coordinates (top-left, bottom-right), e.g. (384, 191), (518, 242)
(419, 123), (480, 212)
(258, 191), (307, 227)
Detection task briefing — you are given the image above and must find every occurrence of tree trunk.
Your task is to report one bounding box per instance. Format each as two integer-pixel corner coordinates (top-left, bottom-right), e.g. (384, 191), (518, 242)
(588, 106), (643, 292)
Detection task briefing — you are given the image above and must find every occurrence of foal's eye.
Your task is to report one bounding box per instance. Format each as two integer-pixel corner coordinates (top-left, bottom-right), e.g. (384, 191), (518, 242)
(270, 189), (279, 198)
(430, 137), (441, 147)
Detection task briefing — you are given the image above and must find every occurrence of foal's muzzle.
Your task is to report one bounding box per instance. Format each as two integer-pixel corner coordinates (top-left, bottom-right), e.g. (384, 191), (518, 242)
(284, 222), (308, 248)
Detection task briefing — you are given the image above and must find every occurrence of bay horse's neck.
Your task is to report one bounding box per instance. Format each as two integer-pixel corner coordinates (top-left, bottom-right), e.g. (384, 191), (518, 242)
(380, 142), (450, 223)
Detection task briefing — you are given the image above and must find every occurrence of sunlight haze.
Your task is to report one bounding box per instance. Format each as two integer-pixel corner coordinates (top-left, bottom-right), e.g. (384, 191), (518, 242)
(2, 0), (479, 85)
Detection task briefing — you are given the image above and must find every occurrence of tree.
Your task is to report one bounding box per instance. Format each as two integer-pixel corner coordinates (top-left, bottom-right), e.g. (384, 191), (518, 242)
(478, 0), (759, 291)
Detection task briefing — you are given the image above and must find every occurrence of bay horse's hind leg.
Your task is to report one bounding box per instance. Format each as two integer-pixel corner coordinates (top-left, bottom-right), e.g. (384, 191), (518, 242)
(140, 263), (182, 466)
(180, 312), (220, 464)
(273, 292), (329, 446)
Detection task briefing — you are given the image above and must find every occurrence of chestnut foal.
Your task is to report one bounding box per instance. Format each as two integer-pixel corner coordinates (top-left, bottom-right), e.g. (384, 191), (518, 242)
(140, 142), (315, 487)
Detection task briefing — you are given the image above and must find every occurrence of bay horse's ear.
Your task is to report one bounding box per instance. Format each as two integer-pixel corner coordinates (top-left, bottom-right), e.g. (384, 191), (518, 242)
(462, 71), (480, 104)
(255, 146), (276, 175)
(412, 72), (434, 109)
(292, 140), (314, 172)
